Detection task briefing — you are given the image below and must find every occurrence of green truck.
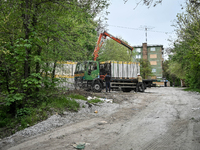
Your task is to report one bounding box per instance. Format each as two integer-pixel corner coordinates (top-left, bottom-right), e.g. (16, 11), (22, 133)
(74, 60), (155, 92)
(74, 31), (155, 92)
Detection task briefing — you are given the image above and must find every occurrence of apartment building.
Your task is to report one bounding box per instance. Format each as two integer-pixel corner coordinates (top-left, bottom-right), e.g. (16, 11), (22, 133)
(133, 43), (164, 79)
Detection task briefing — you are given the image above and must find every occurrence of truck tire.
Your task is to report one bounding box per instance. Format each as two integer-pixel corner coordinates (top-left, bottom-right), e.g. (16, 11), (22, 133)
(93, 81), (102, 92)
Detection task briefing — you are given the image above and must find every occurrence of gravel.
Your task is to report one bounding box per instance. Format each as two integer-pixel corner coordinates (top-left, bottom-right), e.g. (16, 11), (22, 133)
(1, 98), (120, 143)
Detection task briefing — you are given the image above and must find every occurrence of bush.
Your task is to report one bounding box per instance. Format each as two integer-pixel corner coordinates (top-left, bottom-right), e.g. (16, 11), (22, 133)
(88, 98), (103, 104)
(67, 94), (87, 100)
(49, 96), (80, 112)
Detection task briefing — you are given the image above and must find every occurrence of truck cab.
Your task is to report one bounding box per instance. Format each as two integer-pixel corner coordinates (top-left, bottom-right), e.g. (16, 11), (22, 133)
(74, 61), (104, 92)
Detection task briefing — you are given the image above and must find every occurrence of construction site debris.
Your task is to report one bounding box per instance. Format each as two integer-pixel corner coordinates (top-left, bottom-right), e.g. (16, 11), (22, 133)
(87, 96), (113, 103)
(98, 121), (108, 125)
(192, 108), (200, 110)
(73, 142), (85, 149)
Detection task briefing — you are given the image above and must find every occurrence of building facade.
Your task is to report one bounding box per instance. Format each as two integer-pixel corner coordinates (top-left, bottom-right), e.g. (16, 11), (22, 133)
(133, 43), (164, 79)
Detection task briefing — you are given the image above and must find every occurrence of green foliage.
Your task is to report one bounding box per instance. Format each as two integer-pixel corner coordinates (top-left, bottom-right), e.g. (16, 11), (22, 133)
(49, 96), (80, 112)
(167, 3), (200, 89)
(67, 94), (87, 100)
(163, 60), (181, 87)
(98, 38), (135, 62)
(183, 88), (200, 93)
(17, 108), (31, 117)
(0, 94), (80, 138)
(87, 98), (103, 104)
(138, 59), (153, 79)
(0, 0), (109, 138)
(0, 0), (109, 117)
(0, 110), (10, 128)
(23, 73), (42, 90)
(5, 93), (25, 106)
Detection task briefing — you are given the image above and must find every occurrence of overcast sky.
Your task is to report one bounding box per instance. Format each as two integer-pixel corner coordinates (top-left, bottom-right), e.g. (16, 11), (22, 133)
(106, 0), (186, 49)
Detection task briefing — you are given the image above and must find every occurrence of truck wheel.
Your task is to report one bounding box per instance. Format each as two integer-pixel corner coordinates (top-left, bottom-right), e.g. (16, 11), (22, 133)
(93, 81), (102, 92)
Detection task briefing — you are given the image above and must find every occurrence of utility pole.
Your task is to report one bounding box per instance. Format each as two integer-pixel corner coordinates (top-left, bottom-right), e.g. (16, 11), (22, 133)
(145, 27), (147, 43)
(139, 26), (154, 43)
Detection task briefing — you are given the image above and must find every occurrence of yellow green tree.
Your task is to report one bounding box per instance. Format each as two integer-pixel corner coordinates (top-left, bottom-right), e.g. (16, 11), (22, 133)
(98, 38), (135, 62)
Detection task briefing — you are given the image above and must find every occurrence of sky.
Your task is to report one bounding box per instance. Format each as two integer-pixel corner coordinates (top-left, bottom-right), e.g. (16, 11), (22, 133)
(105, 0), (186, 49)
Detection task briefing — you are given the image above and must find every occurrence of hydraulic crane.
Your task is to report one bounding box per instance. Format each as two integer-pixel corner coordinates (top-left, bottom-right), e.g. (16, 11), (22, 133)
(74, 31), (155, 92)
(93, 31), (134, 61)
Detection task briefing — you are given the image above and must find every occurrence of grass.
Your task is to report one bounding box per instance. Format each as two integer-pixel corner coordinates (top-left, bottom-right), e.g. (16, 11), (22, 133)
(67, 94), (87, 100)
(49, 96), (80, 112)
(87, 98), (103, 104)
(183, 88), (200, 93)
(0, 96), (80, 139)
(0, 92), (104, 139)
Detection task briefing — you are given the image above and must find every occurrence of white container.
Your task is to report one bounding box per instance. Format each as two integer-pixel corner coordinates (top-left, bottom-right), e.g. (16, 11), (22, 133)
(101, 61), (140, 79)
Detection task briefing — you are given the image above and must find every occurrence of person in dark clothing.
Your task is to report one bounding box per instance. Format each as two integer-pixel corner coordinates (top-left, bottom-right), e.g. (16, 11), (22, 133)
(105, 73), (111, 92)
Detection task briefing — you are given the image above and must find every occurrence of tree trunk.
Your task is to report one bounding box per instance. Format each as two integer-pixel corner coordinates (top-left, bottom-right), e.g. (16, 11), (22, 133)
(23, 0), (31, 79)
(52, 60), (57, 86)
(36, 47), (42, 92)
(22, 0), (31, 101)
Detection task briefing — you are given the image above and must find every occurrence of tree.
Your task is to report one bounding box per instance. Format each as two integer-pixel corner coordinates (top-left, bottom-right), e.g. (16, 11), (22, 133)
(167, 2), (200, 88)
(138, 59), (152, 79)
(163, 60), (181, 87)
(0, 0), (110, 116)
(98, 38), (134, 62)
(124, 0), (200, 8)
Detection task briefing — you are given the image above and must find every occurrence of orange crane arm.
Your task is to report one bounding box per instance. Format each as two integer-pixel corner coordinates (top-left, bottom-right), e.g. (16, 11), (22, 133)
(93, 31), (134, 61)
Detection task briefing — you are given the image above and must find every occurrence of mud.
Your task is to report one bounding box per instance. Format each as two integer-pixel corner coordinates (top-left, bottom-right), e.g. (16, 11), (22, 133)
(1, 87), (200, 150)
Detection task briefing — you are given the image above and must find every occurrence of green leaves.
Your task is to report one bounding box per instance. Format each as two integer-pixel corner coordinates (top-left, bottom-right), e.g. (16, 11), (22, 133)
(168, 2), (200, 88)
(22, 73), (42, 90)
(98, 38), (134, 62)
(5, 93), (25, 106)
(138, 59), (152, 79)
(0, 0), (109, 116)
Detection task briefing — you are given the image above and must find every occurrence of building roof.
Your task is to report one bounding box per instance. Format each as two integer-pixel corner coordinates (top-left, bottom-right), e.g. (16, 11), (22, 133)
(133, 44), (163, 48)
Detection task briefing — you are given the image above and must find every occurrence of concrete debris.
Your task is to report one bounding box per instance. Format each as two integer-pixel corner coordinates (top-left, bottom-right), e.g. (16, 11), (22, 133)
(87, 96), (94, 100)
(99, 98), (113, 103)
(98, 121), (108, 125)
(87, 96), (113, 103)
(85, 143), (90, 146)
(192, 108), (200, 110)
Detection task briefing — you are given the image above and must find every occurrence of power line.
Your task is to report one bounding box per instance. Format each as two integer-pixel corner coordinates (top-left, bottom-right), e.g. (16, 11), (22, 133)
(108, 25), (175, 34)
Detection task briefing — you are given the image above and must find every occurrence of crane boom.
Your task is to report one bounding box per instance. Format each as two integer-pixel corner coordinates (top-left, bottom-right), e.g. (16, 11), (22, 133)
(93, 31), (134, 61)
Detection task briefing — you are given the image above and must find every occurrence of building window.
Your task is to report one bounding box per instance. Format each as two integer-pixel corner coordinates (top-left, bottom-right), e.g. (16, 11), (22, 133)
(152, 68), (156, 73)
(150, 61), (157, 65)
(136, 55), (141, 59)
(150, 47), (156, 51)
(136, 48), (141, 53)
(150, 54), (157, 58)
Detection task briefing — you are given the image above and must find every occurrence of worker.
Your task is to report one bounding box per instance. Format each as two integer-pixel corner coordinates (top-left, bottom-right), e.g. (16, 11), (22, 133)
(136, 73), (144, 92)
(105, 72), (111, 92)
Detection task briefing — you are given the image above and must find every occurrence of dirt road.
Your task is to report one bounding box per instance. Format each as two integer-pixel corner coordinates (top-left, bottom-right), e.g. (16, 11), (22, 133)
(1, 87), (200, 150)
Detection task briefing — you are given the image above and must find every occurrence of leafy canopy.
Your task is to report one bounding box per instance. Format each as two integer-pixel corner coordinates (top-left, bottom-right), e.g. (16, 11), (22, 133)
(98, 38), (134, 62)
